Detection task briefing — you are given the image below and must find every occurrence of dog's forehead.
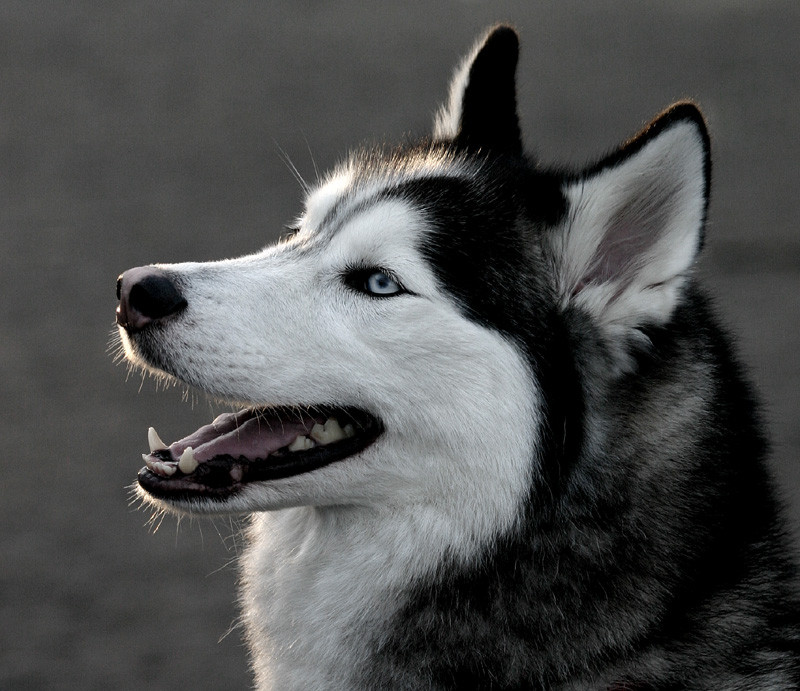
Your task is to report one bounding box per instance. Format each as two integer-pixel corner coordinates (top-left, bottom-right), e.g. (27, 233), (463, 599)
(303, 148), (478, 239)
(304, 169), (355, 232)
(303, 180), (431, 279)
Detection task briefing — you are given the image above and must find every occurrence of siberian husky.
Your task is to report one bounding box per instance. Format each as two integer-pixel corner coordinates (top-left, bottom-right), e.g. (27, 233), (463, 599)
(115, 25), (800, 690)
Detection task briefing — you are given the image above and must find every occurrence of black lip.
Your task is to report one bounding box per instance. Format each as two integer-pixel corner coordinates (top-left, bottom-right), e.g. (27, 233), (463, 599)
(137, 408), (383, 503)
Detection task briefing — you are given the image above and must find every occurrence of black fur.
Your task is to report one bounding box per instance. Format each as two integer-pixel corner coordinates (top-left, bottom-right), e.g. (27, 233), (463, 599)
(451, 25), (522, 155)
(366, 231), (800, 687)
(121, 24), (800, 689)
(354, 26), (800, 689)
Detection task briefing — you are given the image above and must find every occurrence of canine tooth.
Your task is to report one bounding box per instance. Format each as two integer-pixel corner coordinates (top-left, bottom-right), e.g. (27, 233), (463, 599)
(178, 446), (198, 474)
(148, 426), (168, 452)
(288, 435), (315, 452)
(230, 465), (243, 482)
(310, 418), (347, 445)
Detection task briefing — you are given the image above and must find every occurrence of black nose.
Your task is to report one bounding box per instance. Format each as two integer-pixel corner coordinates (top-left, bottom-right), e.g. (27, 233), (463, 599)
(116, 267), (187, 333)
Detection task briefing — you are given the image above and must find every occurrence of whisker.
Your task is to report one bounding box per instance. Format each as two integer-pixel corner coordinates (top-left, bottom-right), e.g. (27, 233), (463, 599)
(274, 140), (309, 192)
(302, 132), (320, 182)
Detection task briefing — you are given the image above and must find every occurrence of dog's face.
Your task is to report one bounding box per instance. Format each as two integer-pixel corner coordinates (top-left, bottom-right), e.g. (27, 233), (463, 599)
(117, 27), (708, 539)
(118, 154), (541, 534)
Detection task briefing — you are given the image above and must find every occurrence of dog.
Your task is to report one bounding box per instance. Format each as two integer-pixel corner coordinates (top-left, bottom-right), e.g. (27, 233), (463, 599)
(115, 25), (800, 689)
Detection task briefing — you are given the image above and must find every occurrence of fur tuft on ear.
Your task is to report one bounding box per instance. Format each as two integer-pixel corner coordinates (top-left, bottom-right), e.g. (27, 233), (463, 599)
(550, 103), (710, 364)
(433, 25), (522, 155)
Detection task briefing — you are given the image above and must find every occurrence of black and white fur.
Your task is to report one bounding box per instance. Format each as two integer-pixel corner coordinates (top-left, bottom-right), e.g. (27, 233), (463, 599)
(116, 26), (800, 689)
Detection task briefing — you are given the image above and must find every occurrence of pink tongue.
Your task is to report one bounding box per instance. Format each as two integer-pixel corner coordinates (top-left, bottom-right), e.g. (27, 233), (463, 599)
(168, 410), (322, 463)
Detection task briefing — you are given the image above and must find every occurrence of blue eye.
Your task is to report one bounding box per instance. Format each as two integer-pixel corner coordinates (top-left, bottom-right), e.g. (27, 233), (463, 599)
(365, 271), (401, 296)
(345, 268), (405, 297)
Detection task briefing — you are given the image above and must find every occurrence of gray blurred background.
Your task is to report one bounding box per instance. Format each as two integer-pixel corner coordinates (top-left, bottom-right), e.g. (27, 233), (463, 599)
(2, 1), (798, 688)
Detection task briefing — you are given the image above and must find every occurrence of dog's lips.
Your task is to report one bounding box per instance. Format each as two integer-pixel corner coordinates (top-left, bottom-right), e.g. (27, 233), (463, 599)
(137, 407), (382, 501)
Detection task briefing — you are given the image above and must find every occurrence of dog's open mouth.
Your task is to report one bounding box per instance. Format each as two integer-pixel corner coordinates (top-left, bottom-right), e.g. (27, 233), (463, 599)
(137, 406), (382, 501)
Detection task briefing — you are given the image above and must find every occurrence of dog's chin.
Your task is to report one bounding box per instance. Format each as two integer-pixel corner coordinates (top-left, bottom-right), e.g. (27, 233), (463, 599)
(136, 405), (383, 512)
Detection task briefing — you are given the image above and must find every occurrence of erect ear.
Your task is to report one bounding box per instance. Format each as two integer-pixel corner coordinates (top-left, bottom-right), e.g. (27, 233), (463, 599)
(550, 103), (710, 364)
(433, 25), (522, 155)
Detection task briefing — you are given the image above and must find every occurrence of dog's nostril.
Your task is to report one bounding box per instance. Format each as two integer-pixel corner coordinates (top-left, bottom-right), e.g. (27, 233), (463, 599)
(116, 267), (187, 333)
(128, 274), (187, 321)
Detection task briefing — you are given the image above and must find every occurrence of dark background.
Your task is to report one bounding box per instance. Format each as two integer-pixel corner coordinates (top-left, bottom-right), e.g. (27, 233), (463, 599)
(2, 2), (798, 688)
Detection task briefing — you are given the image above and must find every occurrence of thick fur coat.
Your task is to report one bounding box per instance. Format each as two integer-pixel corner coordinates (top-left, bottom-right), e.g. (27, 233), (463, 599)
(117, 26), (800, 689)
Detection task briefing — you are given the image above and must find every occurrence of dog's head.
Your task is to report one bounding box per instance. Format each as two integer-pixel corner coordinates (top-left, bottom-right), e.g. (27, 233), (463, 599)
(116, 27), (709, 537)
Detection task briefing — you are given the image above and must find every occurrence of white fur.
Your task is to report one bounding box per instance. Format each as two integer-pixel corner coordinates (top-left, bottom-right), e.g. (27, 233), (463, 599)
(302, 169), (353, 233)
(550, 120), (707, 368)
(433, 32), (484, 140)
(123, 183), (542, 687)
(119, 100), (707, 691)
(118, 24), (787, 687)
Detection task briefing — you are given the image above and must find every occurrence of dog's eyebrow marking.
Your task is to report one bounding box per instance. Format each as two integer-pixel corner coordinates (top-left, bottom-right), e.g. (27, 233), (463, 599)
(313, 186), (430, 245)
(304, 170), (355, 233)
(317, 191), (397, 241)
(314, 176), (475, 244)
(305, 149), (478, 242)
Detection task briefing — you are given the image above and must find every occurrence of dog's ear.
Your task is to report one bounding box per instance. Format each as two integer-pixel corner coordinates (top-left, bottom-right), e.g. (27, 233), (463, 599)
(433, 25), (522, 155)
(550, 103), (710, 366)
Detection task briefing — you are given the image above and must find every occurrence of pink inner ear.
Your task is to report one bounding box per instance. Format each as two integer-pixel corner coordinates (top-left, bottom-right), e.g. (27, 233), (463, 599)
(581, 220), (655, 287)
(577, 177), (675, 292)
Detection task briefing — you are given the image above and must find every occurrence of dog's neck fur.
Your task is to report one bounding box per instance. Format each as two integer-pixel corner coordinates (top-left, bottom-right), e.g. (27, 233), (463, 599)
(241, 501), (493, 689)
(241, 506), (414, 688)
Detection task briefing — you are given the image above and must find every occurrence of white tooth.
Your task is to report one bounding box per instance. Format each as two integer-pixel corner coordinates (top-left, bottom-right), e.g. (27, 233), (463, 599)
(288, 435), (315, 452)
(178, 446), (198, 474)
(156, 461), (177, 477)
(229, 465), (243, 482)
(324, 418), (346, 442)
(310, 418), (347, 445)
(343, 424), (355, 438)
(148, 427), (168, 453)
(309, 423), (326, 443)
(144, 455), (177, 477)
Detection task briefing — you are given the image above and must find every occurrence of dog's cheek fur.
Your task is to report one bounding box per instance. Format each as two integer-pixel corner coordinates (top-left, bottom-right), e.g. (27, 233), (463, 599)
(238, 313), (544, 689)
(364, 291), (796, 689)
(392, 167), (584, 494)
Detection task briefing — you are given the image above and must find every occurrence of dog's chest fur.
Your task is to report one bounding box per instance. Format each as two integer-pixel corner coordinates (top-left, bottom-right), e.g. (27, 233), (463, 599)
(242, 507), (436, 689)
